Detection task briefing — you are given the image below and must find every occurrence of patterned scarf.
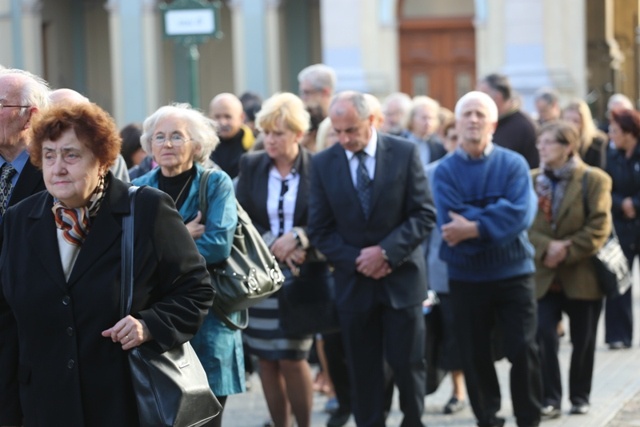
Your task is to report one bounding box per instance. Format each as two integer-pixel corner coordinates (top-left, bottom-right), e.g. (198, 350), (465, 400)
(535, 156), (577, 224)
(52, 174), (108, 246)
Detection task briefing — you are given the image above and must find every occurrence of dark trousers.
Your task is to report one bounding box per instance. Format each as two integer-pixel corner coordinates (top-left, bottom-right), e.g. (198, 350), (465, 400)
(450, 274), (542, 427)
(537, 291), (601, 407)
(339, 304), (426, 427)
(605, 248), (635, 345)
(323, 332), (395, 417)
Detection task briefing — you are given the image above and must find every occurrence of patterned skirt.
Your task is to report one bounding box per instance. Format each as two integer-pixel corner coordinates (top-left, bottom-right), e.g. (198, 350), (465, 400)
(243, 269), (313, 361)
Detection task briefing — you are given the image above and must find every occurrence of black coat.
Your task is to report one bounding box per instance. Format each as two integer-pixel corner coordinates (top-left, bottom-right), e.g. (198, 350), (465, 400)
(0, 176), (213, 426)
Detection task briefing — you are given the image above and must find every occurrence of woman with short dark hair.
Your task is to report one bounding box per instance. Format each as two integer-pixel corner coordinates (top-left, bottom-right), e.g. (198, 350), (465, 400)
(0, 102), (213, 426)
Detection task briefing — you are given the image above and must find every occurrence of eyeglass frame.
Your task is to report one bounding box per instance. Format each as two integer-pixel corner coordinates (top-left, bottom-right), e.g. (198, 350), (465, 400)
(0, 103), (31, 110)
(150, 132), (191, 146)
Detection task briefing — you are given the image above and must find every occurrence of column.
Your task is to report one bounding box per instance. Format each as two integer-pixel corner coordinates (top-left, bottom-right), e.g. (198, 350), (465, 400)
(8, 0), (44, 73)
(106, 0), (157, 126)
(228, 0), (282, 97)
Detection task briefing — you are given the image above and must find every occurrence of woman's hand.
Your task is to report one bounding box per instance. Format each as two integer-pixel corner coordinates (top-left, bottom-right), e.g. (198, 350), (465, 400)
(271, 231), (299, 262)
(186, 211), (205, 239)
(284, 247), (307, 274)
(543, 239), (571, 268)
(622, 197), (636, 219)
(101, 315), (152, 351)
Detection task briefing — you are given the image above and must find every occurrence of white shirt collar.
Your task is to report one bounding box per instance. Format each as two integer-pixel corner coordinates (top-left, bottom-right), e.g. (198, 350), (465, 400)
(346, 128), (378, 160)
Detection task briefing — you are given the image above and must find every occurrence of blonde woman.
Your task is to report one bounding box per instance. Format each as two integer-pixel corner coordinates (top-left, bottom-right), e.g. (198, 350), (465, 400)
(562, 99), (608, 168)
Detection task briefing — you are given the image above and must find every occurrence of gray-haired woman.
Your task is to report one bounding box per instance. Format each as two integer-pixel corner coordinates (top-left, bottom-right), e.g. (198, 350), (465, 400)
(132, 103), (242, 426)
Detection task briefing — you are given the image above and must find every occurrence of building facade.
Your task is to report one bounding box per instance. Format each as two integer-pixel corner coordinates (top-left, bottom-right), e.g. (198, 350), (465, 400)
(0, 0), (637, 126)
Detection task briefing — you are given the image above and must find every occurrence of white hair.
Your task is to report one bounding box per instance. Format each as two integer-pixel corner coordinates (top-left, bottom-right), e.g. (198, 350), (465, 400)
(140, 103), (219, 164)
(454, 91), (498, 123)
(297, 64), (337, 93)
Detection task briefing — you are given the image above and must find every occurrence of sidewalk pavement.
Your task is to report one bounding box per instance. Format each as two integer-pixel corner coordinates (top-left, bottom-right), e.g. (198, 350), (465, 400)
(222, 276), (640, 426)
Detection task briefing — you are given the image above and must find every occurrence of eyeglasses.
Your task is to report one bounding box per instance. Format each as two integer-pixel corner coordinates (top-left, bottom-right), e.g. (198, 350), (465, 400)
(43, 148), (84, 165)
(0, 103), (30, 110)
(151, 133), (190, 146)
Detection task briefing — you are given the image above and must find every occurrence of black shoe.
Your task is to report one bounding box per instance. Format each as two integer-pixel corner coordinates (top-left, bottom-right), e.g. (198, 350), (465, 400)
(540, 405), (561, 419)
(443, 396), (467, 414)
(327, 410), (351, 427)
(569, 403), (590, 415)
(608, 341), (631, 350)
(477, 417), (505, 427)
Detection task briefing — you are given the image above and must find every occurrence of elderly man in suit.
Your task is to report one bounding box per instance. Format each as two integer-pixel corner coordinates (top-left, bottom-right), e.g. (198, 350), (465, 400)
(309, 91), (435, 427)
(0, 68), (49, 226)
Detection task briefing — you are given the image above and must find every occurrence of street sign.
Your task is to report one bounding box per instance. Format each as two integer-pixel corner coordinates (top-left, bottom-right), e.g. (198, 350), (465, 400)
(160, 0), (222, 45)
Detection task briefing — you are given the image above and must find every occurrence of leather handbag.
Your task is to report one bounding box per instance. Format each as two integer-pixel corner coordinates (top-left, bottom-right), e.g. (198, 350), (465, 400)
(122, 186), (222, 427)
(278, 262), (340, 336)
(199, 169), (285, 330)
(582, 170), (632, 298)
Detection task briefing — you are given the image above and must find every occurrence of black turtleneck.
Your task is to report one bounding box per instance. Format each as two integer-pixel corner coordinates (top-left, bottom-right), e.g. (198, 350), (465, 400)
(158, 166), (196, 210)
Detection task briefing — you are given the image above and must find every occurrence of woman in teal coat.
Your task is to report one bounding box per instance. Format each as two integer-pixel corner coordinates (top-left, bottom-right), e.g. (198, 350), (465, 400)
(133, 103), (243, 426)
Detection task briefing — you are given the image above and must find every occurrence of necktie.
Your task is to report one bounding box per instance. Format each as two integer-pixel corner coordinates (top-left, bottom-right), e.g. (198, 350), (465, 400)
(52, 203), (90, 246)
(0, 163), (17, 216)
(277, 179), (289, 237)
(355, 151), (372, 219)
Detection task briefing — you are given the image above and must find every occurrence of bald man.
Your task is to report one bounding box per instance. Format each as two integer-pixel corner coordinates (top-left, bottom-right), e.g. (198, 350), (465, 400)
(49, 88), (130, 182)
(208, 93), (255, 178)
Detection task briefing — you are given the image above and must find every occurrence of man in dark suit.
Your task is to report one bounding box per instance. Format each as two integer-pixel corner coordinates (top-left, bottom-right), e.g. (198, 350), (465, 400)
(309, 91), (436, 427)
(0, 68), (48, 226)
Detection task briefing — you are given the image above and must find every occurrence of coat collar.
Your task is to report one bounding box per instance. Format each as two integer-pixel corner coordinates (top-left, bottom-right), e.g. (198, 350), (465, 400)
(27, 173), (130, 289)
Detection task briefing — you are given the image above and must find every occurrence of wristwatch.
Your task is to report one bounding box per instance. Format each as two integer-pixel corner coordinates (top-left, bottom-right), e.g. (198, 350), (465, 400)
(291, 228), (302, 247)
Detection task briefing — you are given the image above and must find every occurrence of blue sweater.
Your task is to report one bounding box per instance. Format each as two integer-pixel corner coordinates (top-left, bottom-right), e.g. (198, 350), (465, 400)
(432, 146), (536, 282)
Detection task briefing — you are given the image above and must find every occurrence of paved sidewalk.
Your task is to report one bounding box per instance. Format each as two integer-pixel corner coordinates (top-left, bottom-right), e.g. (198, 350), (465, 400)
(222, 273), (640, 426)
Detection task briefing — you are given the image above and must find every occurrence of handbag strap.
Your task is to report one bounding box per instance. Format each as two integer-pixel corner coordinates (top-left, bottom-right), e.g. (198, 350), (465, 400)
(198, 168), (249, 330)
(581, 168), (590, 218)
(120, 186), (139, 318)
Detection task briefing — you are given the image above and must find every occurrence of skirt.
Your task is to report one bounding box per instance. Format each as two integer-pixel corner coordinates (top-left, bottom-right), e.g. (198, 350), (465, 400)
(243, 269), (313, 361)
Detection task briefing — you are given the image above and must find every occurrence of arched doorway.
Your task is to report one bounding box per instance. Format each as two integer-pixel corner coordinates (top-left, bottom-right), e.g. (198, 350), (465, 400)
(397, 0), (475, 109)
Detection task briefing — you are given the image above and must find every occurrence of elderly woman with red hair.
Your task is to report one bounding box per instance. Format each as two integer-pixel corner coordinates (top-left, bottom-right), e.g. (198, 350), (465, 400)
(0, 102), (213, 426)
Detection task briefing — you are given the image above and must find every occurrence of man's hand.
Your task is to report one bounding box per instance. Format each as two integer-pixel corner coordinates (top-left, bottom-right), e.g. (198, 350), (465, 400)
(284, 247), (307, 275)
(356, 246), (389, 278)
(543, 240), (571, 268)
(441, 211), (479, 246)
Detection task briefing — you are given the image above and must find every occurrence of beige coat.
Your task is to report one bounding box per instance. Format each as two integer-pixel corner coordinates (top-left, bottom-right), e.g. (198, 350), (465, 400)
(529, 160), (612, 300)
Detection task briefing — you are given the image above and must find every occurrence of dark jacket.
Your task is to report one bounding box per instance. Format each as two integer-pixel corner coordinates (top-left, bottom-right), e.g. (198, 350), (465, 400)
(606, 143), (640, 253)
(0, 176), (213, 426)
(493, 109), (539, 168)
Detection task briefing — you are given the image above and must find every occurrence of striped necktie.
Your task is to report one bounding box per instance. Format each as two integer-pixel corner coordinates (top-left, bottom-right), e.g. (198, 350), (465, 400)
(355, 151), (372, 219)
(0, 163), (17, 216)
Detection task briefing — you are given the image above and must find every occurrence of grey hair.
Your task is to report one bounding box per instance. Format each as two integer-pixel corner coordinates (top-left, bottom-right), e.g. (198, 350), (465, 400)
(0, 68), (50, 113)
(534, 87), (559, 105)
(607, 93), (634, 111)
(454, 91), (498, 123)
(297, 64), (337, 93)
(140, 103), (219, 164)
(329, 91), (371, 120)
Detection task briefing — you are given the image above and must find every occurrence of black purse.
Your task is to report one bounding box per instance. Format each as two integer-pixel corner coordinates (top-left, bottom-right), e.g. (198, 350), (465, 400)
(122, 186), (222, 427)
(278, 262), (340, 336)
(199, 169), (285, 330)
(582, 169), (632, 298)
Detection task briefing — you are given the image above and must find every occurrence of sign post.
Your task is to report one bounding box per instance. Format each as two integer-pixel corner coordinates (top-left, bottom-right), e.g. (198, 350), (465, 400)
(160, 0), (222, 108)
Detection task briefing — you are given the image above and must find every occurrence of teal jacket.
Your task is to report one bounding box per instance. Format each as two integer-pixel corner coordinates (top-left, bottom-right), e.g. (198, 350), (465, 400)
(133, 163), (245, 396)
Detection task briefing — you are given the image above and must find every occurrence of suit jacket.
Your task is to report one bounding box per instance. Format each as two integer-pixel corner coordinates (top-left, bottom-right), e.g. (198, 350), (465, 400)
(236, 147), (312, 242)
(0, 176), (213, 426)
(529, 161), (612, 300)
(308, 134), (436, 311)
(8, 160), (45, 209)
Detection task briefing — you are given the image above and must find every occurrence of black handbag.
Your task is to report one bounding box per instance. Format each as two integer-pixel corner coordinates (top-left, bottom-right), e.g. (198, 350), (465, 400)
(582, 170), (632, 298)
(122, 186), (222, 427)
(278, 262), (340, 336)
(199, 169), (285, 330)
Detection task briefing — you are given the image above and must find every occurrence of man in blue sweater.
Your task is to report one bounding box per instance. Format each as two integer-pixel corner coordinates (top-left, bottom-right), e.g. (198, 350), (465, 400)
(432, 91), (542, 427)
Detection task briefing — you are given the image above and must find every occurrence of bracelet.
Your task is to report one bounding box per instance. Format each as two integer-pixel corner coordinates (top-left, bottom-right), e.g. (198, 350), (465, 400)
(291, 229), (302, 247)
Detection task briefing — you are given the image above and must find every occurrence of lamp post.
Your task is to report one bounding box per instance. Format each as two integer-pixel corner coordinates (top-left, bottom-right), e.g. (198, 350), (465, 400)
(160, 0), (222, 108)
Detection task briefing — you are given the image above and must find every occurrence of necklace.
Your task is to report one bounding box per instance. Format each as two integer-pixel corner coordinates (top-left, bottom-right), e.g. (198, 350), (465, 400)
(173, 175), (192, 203)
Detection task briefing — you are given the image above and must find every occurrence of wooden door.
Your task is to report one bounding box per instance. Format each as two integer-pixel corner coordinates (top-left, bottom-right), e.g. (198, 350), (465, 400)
(399, 18), (475, 110)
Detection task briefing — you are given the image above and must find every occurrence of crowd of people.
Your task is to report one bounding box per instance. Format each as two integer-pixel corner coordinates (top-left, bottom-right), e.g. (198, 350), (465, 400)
(0, 61), (638, 427)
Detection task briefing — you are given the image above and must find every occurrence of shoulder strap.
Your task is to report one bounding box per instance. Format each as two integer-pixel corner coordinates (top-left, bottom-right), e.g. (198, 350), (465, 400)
(199, 168), (214, 220)
(120, 186), (139, 318)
